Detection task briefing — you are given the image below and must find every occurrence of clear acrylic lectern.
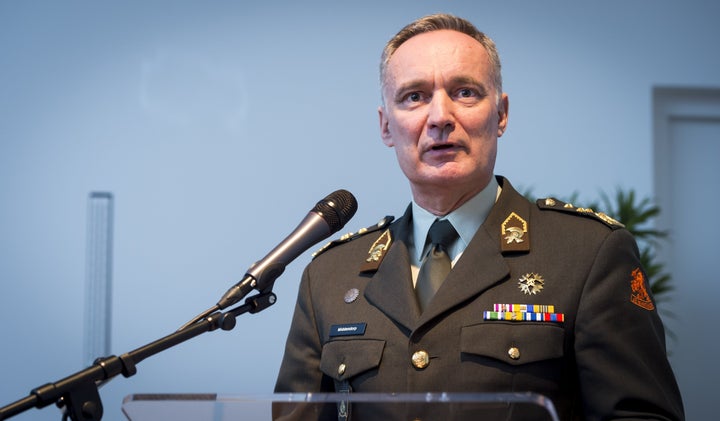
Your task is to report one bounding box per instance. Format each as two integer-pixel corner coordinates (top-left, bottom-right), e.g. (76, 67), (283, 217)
(122, 392), (559, 420)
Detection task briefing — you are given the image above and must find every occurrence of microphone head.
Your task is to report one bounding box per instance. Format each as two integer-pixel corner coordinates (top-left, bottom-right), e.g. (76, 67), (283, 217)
(313, 189), (358, 233)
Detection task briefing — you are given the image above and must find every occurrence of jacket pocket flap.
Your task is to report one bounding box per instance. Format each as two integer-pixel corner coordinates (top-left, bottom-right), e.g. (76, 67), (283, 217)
(320, 339), (385, 380)
(461, 323), (564, 365)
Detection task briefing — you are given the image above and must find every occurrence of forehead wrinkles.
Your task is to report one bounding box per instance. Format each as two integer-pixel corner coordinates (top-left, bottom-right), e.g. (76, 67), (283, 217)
(384, 31), (492, 97)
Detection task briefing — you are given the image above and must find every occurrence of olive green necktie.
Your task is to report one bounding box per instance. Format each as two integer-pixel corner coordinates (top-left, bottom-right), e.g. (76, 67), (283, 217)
(416, 219), (458, 311)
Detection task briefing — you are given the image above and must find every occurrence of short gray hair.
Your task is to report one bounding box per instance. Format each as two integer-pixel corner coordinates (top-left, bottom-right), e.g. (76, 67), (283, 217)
(380, 14), (503, 104)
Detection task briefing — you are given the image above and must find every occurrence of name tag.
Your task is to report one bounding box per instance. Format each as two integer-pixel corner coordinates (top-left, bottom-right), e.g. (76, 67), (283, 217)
(329, 323), (367, 337)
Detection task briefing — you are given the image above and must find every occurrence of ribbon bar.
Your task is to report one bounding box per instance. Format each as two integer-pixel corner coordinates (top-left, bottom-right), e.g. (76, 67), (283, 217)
(484, 311), (565, 323)
(493, 303), (556, 313)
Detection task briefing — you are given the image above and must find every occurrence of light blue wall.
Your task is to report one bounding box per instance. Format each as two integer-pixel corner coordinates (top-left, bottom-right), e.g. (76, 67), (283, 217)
(2, 1), (718, 420)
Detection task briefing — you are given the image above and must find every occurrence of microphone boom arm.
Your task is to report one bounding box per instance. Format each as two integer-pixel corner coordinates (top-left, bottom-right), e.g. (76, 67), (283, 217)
(0, 292), (276, 421)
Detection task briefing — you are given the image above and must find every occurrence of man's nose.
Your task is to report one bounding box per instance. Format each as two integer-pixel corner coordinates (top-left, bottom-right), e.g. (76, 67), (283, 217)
(426, 92), (455, 136)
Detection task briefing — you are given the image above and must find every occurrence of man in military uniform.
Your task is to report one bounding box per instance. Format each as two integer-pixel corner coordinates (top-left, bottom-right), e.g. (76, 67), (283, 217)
(274, 13), (684, 421)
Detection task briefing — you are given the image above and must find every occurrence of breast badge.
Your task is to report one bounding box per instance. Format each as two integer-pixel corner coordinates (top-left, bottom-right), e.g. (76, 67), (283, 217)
(344, 288), (360, 304)
(518, 272), (544, 295)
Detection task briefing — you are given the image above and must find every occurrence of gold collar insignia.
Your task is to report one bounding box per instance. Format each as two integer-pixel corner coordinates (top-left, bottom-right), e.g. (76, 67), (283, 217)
(501, 212), (530, 252)
(359, 229), (392, 273)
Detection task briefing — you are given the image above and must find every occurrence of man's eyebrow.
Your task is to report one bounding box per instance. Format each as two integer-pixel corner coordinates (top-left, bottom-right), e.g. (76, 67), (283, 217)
(392, 80), (429, 102)
(448, 76), (488, 92)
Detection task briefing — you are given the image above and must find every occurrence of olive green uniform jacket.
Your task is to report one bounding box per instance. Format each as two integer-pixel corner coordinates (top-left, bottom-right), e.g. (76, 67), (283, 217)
(275, 177), (684, 421)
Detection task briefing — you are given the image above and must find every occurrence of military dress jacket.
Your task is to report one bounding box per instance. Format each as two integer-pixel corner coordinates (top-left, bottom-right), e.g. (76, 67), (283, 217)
(274, 177), (684, 421)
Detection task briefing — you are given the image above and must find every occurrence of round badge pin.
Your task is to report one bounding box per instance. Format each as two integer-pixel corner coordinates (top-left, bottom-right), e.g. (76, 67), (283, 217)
(344, 288), (360, 303)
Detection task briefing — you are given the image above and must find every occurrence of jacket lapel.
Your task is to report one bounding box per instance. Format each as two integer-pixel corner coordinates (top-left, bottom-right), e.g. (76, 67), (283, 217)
(363, 179), (533, 331)
(418, 178), (531, 324)
(417, 227), (509, 324)
(364, 206), (421, 331)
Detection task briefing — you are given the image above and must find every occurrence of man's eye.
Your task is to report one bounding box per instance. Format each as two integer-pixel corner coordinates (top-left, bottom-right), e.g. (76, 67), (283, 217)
(407, 92), (422, 102)
(458, 88), (475, 98)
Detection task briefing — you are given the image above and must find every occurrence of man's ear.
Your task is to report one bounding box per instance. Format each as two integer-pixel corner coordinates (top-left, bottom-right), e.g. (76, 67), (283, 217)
(497, 93), (509, 137)
(378, 106), (394, 147)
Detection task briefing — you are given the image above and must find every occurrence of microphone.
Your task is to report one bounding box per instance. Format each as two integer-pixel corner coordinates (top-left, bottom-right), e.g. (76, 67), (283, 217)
(216, 189), (357, 310)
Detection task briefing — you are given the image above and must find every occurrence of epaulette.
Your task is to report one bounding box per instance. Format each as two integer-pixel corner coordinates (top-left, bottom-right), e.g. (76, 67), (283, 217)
(312, 215), (395, 259)
(537, 197), (625, 229)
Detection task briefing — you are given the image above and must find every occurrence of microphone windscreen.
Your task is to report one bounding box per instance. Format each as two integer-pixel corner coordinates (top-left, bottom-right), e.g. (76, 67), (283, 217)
(313, 189), (357, 232)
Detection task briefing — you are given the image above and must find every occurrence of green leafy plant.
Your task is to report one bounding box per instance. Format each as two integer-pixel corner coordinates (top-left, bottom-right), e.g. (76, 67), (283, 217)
(586, 189), (673, 305)
(522, 187), (675, 337)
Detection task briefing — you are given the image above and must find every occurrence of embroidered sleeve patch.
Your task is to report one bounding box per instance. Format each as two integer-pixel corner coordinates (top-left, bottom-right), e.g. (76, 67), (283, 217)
(630, 267), (655, 310)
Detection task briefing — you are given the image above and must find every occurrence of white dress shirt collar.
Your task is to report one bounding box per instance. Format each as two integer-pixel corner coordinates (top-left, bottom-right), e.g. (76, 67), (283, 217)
(411, 176), (501, 265)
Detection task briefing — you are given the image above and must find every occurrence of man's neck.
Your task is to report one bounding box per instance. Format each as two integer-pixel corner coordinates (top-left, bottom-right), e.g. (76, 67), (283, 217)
(411, 176), (494, 216)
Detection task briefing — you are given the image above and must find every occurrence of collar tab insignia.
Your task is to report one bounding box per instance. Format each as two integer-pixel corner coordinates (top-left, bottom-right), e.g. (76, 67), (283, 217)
(501, 212), (530, 252)
(359, 229), (392, 273)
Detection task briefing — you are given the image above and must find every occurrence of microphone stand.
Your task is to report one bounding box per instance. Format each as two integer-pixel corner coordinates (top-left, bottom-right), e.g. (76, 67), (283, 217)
(0, 291), (277, 421)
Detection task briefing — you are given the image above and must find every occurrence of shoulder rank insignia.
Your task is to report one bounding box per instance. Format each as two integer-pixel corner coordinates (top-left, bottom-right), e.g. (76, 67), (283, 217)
(501, 212), (530, 252)
(312, 215), (395, 259)
(537, 197), (625, 229)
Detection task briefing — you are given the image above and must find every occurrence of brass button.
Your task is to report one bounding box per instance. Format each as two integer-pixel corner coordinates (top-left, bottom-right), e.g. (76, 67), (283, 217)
(508, 347), (520, 360)
(338, 363), (346, 376)
(411, 350), (430, 369)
